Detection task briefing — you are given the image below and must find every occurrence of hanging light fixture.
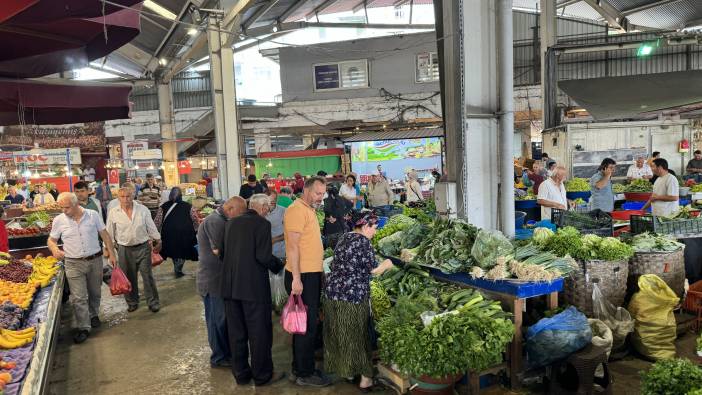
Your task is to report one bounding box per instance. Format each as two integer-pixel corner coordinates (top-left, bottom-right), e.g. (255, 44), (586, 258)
(148, 163), (154, 170)
(267, 159), (273, 168)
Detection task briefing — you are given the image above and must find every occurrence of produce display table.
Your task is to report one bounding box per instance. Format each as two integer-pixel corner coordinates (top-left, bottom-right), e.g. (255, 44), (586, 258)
(427, 268), (562, 389)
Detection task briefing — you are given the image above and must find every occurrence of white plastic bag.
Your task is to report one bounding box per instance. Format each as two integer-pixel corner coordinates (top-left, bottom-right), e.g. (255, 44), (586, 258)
(588, 319), (613, 358)
(270, 271), (287, 311)
(592, 283), (634, 350)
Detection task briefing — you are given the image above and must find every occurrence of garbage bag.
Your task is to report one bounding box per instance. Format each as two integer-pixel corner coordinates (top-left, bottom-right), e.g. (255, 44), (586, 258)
(592, 283), (634, 350)
(471, 229), (514, 269)
(628, 274), (679, 360)
(270, 270), (287, 312)
(526, 306), (592, 368)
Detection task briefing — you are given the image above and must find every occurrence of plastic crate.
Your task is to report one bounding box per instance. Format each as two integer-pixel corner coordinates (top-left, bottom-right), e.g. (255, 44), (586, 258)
(551, 209), (613, 236)
(630, 214), (702, 237)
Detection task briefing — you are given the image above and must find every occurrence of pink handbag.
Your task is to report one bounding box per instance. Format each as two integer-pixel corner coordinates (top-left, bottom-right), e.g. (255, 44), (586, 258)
(280, 294), (307, 335)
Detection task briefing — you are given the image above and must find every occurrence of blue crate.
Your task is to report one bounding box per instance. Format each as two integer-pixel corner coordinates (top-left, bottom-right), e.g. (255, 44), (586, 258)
(515, 211), (527, 229)
(377, 216), (389, 229)
(622, 201), (650, 211)
(515, 228), (534, 240)
(515, 199), (538, 209)
(429, 269), (564, 298)
(680, 199), (690, 206)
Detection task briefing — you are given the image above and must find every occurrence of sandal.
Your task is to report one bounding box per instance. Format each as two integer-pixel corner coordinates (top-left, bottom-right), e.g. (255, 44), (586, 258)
(359, 379), (384, 393)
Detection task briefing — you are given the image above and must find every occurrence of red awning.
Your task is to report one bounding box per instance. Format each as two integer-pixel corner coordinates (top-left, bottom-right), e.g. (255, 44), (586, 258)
(0, 4), (141, 78)
(0, 78), (132, 126)
(0, 0), (38, 24)
(6, 0), (143, 23)
(258, 148), (344, 159)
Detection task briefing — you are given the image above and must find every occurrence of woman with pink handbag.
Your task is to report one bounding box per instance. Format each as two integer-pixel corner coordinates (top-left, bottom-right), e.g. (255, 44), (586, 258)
(323, 212), (394, 392)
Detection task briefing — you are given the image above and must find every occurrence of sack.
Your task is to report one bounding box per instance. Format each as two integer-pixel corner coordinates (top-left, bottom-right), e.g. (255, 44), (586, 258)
(588, 319), (614, 358)
(526, 306), (592, 368)
(270, 271), (288, 311)
(592, 283), (634, 350)
(109, 266), (132, 296)
(628, 274), (679, 360)
(280, 294), (307, 335)
(151, 250), (164, 267)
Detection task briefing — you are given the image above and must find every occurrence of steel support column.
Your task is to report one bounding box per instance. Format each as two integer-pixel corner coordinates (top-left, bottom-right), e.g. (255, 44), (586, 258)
(540, 0), (557, 129)
(208, 15), (242, 199)
(157, 83), (179, 186)
(498, 0), (515, 237)
(462, 0), (499, 229)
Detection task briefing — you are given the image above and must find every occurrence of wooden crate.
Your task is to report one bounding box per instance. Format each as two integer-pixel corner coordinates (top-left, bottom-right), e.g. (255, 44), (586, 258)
(377, 363), (410, 394)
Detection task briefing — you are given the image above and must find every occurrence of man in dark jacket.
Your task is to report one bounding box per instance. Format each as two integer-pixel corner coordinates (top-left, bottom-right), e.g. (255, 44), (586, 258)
(239, 174), (266, 199)
(219, 193), (285, 386)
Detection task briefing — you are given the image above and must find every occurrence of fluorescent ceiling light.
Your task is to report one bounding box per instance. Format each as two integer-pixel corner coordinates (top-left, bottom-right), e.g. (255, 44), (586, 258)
(187, 28), (198, 36)
(144, 0), (177, 21)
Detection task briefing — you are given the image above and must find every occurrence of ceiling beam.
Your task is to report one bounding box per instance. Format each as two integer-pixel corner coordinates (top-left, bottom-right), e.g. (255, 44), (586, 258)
(581, 0), (629, 32)
(556, 0), (581, 8)
(621, 0), (686, 16)
(305, 0), (339, 20)
(152, 0), (195, 61)
(114, 43), (160, 74)
(242, 0), (280, 30)
(393, 0), (411, 6)
(277, 0), (307, 23)
(242, 20), (434, 37)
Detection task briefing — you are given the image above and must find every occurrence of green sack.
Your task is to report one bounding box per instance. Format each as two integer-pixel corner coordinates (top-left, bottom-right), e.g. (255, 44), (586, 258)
(628, 274), (679, 360)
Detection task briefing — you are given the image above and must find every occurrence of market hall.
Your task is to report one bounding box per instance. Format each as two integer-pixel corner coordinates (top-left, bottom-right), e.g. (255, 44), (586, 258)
(0, 0), (701, 394)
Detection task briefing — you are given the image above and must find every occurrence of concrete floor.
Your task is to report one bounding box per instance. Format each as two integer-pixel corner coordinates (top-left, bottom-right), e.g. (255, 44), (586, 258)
(46, 260), (700, 395)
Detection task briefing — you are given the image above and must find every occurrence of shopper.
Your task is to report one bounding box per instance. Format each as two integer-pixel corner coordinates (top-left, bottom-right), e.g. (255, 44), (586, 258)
(323, 185), (350, 248)
(292, 173), (305, 194)
(277, 187), (294, 208)
(643, 158), (679, 217)
(260, 174), (271, 192)
(273, 173), (286, 193)
(4, 186), (24, 205)
(48, 193), (117, 343)
(33, 185), (55, 206)
(74, 181), (103, 217)
(339, 175), (359, 208)
(154, 187), (198, 278)
(106, 186), (162, 313)
(367, 174), (395, 217)
(48, 183), (59, 200)
(324, 211), (394, 391)
(405, 171), (423, 203)
(197, 196), (247, 369)
(522, 160), (545, 194)
(94, 178), (112, 214)
(686, 150), (702, 183)
(589, 158), (616, 212)
(220, 194), (285, 386)
(240, 175), (266, 200)
(627, 155), (653, 181)
(265, 190), (286, 259)
(536, 165), (568, 220)
(140, 173), (160, 196)
(106, 182), (140, 217)
(351, 173), (364, 210)
(283, 176), (331, 387)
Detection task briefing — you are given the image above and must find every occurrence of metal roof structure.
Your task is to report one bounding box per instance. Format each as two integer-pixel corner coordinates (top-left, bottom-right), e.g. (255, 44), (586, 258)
(343, 127), (443, 142)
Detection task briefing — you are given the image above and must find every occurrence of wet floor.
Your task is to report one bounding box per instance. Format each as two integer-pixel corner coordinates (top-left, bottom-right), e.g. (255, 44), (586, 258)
(46, 260), (699, 395)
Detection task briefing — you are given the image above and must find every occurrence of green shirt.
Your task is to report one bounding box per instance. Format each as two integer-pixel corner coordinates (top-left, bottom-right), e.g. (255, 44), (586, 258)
(80, 198), (100, 213)
(277, 195), (293, 208)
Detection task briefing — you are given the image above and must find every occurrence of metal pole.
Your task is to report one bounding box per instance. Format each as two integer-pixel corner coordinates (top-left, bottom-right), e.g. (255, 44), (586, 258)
(66, 148), (73, 192)
(498, 0), (515, 237)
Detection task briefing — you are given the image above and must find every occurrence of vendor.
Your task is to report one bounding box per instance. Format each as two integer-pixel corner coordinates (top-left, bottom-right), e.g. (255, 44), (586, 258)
(685, 150), (702, 183)
(522, 160), (545, 194)
(537, 165), (568, 220)
(4, 186), (24, 205)
(33, 185), (55, 206)
(627, 155), (653, 181)
(589, 158), (616, 212)
(643, 158), (679, 216)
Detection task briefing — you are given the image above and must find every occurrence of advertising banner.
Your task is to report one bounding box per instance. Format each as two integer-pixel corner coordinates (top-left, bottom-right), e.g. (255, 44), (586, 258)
(121, 140), (148, 160)
(13, 148), (82, 165)
(130, 149), (162, 160)
(350, 138), (442, 180)
(0, 122), (106, 152)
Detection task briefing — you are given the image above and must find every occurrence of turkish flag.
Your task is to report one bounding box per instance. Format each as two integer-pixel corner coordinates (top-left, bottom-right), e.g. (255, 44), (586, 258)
(178, 160), (192, 175)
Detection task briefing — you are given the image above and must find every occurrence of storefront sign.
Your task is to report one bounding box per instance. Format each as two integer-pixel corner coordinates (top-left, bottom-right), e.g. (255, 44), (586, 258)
(0, 123), (106, 152)
(121, 141), (149, 160)
(130, 149), (162, 160)
(314, 64), (340, 90)
(13, 148), (82, 165)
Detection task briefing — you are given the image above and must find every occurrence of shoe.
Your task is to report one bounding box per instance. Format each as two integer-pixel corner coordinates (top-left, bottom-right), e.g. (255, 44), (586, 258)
(149, 305), (160, 313)
(90, 317), (101, 328)
(127, 305), (138, 312)
(73, 330), (89, 344)
(295, 372), (332, 388)
(210, 360), (232, 368)
(256, 372), (286, 387)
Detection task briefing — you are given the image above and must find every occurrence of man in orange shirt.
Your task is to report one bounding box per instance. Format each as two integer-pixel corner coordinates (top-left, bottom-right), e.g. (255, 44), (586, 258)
(283, 176), (330, 387)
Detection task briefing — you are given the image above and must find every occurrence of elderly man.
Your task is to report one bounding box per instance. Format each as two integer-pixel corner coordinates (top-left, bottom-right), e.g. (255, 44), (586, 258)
(283, 176), (331, 387)
(367, 174), (395, 216)
(4, 186), (24, 205)
(48, 193), (117, 343)
(106, 182), (141, 218)
(537, 165), (569, 220)
(643, 158), (679, 217)
(220, 194), (285, 386)
(265, 190), (286, 259)
(107, 186), (162, 313)
(627, 156), (653, 181)
(197, 196), (247, 369)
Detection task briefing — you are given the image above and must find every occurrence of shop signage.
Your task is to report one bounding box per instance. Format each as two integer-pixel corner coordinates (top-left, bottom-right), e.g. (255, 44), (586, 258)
(13, 148), (82, 165)
(314, 64), (340, 90)
(130, 149), (162, 160)
(0, 123), (106, 152)
(107, 169), (120, 186)
(0, 152), (13, 161)
(121, 140), (149, 160)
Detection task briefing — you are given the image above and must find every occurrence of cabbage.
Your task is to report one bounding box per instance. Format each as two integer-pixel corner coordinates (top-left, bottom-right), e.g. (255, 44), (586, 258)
(565, 178), (591, 192)
(582, 234), (602, 249)
(597, 237), (634, 261)
(533, 228), (554, 246)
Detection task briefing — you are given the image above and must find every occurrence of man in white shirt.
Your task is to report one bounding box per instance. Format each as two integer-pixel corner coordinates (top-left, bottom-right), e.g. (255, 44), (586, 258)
(48, 193), (117, 344)
(643, 158), (679, 217)
(106, 185), (162, 313)
(626, 156), (653, 181)
(537, 165), (569, 220)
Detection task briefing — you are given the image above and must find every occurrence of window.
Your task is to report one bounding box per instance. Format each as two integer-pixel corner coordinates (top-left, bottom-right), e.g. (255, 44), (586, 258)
(416, 52), (439, 83)
(313, 59), (369, 91)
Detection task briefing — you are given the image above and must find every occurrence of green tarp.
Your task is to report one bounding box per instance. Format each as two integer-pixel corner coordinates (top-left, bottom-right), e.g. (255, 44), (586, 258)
(253, 155), (341, 178)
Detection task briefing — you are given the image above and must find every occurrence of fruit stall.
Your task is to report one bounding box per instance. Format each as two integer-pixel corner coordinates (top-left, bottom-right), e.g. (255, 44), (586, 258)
(6, 207), (60, 254)
(368, 200), (701, 393)
(0, 254), (63, 395)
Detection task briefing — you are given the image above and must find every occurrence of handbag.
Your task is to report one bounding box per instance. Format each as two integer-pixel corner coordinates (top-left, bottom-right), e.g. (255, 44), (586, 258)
(280, 294), (307, 335)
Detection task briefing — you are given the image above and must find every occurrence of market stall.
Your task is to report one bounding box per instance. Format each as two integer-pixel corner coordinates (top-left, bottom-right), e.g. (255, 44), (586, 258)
(253, 149), (344, 179)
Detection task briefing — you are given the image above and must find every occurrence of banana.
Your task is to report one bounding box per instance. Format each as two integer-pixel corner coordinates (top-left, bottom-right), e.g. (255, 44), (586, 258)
(0, 335), (30, 349)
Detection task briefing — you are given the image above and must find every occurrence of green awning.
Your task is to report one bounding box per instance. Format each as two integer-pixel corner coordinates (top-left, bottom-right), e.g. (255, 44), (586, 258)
(254, 155), (341, 178)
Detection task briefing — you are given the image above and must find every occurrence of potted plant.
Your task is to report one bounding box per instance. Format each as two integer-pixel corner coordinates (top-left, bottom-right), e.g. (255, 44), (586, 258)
(376, 295), (513, 395)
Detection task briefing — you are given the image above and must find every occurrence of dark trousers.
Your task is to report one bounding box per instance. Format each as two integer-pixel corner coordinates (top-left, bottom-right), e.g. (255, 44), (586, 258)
(203, 294), (231, 365)
(118, 242), (159, 309)
(284, 270), (322, 378)
(224, 299), (273, 385)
